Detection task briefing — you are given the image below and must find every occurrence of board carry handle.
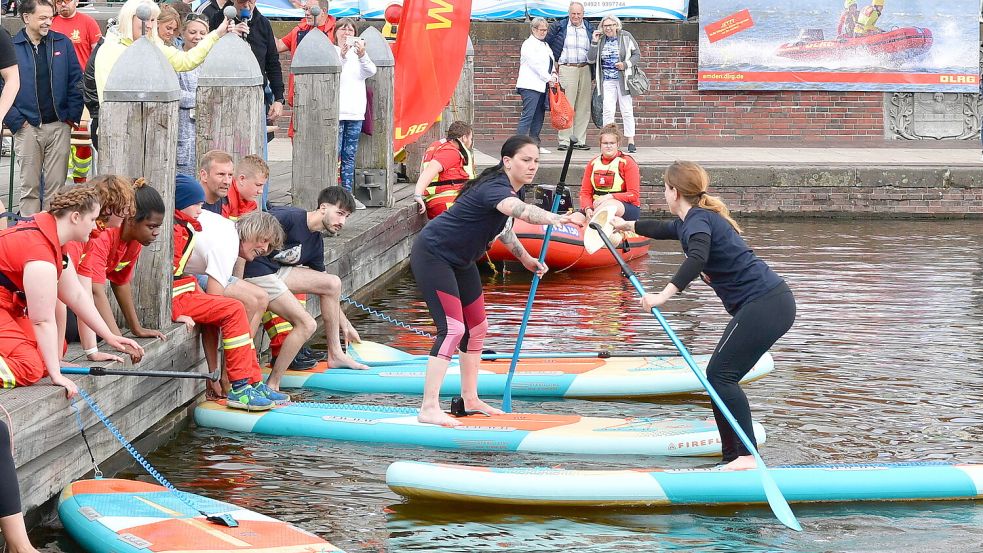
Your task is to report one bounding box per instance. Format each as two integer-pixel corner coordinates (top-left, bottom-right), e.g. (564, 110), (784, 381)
(588, 221), (802, 532)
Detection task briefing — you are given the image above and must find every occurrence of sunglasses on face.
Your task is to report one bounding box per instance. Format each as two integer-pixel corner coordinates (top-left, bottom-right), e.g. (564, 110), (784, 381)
(185, 13), (208, 23)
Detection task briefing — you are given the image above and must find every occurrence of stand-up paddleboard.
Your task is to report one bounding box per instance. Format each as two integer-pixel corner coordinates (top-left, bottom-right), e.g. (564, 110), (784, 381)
(386, 461), (983, 507)
(271, 341), (774, 398)
(195, 401), (767, 456)
(59, 479), (341, 552)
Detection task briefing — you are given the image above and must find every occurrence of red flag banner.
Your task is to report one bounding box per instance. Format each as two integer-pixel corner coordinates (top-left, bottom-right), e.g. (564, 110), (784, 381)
(392, 0), (472, 152)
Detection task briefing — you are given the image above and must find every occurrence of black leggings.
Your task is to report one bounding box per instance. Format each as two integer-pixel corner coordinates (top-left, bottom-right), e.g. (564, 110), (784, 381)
(410, 241), (489, 361)
(707, 281), (795, 462)
(0, 419), (21, 517)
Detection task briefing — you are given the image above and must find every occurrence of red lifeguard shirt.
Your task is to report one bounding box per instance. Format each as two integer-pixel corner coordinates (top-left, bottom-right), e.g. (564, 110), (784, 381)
(0, 212), (65, 292)
(282, 17), (337, 106)
(51, 11), (103, 69)
(63, 225), (103, 270)
(77, 227), (142, 286)
(425, 140), (470, 183)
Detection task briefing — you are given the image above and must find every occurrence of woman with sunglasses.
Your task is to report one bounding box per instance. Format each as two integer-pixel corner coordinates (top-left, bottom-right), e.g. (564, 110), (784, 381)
(176, 13), (210, 175)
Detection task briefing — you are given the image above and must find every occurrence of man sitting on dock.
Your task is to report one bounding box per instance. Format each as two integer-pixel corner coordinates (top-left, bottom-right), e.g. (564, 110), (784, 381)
(243, 186), (368, 391)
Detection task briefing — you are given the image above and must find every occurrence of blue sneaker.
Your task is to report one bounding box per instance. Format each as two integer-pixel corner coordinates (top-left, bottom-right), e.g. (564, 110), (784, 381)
(226, 384), (274, 411)
(253, 382), (290, 405)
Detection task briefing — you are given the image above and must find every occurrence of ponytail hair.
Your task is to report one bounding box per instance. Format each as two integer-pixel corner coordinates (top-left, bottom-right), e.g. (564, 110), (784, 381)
(49, 185), (101, 218)
(664, 161), (742, 234)
(459, 134), (538, 197)
(132, 178), (165, 222)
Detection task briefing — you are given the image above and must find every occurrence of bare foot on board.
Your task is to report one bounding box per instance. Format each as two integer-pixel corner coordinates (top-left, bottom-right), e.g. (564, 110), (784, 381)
(463, 398), (504, 416)
(719, 455), (757, 471)
(328, 351), (369, 370)
(417, 406), (462, 427)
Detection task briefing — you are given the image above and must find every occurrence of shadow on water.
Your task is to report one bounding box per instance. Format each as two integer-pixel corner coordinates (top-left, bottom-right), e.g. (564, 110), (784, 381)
(35, 219), (983, 552)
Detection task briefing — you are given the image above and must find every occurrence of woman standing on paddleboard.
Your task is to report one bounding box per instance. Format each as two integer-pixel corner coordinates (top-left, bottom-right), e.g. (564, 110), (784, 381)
(412, 135), (587, 427)
(613, 161), (795, 470)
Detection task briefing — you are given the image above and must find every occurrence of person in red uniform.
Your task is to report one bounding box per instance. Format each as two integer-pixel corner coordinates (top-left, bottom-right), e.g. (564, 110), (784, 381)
(171, 177), (288, 410)
(0, 186), (143, 397)
(76, 181), (167, 361)
(276, 0), (336, 138)
(413, 121), (475, 219)
(223, 154), (267, 220)
(51, 0), (101, 184)
(579, 123), (641, 221)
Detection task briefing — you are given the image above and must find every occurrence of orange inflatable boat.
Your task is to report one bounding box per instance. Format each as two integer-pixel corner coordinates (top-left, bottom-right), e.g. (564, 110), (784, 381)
(486, 219), (650, 271)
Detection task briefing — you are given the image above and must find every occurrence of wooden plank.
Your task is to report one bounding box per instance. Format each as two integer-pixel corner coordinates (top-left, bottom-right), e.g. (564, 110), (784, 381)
(292, 73), (340, 210)
(195, 85), (266, 167)
(356, 65), (395, 208)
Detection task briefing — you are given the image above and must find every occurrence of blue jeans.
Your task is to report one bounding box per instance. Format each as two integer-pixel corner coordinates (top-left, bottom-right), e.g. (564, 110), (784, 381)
(516, 88), (546, 143)
(337, 119), (363, 192)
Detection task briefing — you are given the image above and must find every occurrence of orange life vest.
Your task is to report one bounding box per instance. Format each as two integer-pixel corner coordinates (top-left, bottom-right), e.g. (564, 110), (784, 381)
(588, 154), (627, 201)
(422, 139), (475, 219)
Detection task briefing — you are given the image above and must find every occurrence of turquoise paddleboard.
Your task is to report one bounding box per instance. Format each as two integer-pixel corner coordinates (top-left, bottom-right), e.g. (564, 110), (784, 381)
(386, 461), (983, 506)
(194, 400), (767, 456)
(270, 340), (774, 398)
(59, 478), (341, 552)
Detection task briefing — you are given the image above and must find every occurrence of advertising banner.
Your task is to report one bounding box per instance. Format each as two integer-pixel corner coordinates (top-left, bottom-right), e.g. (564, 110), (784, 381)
(191, 0), (359, 19)
(359, 0), (521, 20)
(392, 0), (472, 151)
(698, 0), (980, 92)
(527, 0), (689, 20)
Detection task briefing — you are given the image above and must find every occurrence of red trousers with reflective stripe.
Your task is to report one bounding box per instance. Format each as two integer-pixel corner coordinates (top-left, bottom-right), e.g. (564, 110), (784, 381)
(172, 282), (261, 384)
(0, 291), (45, 388)
(262, 293), (306, 358)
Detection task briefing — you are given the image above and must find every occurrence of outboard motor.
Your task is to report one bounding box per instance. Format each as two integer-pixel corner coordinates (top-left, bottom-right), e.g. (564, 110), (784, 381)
(533, 184), (574, 213)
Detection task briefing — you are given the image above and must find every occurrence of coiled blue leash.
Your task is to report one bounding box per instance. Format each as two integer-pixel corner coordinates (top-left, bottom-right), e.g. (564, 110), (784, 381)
(341, 294), (435, 339)
(71, 388), (238, 527)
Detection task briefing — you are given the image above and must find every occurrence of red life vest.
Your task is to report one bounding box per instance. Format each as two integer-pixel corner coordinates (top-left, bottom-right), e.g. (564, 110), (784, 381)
(421, 139), (475, 219)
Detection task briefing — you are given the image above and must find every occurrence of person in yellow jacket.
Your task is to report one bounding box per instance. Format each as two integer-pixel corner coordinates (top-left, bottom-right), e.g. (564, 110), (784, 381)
(94, 0), (243, 103)
(854, 0), (885, 37)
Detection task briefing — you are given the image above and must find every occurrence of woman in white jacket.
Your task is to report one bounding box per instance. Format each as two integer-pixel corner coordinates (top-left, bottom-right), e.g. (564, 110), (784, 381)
(515, 17), (556, 154)
(336, 18), (377, 209)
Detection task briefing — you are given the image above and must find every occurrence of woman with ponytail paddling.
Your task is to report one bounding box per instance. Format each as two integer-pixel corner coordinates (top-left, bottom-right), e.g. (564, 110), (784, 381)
(0, 186), (144, 397)
(612, 161), (795, 471)
(412, 135), (587, 427)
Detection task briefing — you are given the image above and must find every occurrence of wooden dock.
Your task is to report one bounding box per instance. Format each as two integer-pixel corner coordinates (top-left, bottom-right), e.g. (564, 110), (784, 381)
(0, 149), (424, 519)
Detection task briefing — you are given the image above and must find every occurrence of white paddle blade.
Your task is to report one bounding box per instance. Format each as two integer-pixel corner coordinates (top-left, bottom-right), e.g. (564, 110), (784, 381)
(583, 204), (621, 254)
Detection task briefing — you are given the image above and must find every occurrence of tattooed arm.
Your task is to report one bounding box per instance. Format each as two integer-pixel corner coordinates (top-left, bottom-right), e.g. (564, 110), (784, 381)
(498, 227), (548, 277)
(496, 197), (587, 226)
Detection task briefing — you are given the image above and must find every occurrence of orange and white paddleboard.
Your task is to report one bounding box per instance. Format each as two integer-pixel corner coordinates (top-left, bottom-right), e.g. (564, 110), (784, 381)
(58, 479), (342, 552)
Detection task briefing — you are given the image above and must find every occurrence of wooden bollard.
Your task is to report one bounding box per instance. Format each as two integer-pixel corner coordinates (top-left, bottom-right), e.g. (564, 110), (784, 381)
(98, 37), (179, 330)
(195, 34), (265, 166)
(355, 26), (395, 208)
(401, 37), (474, 183)
(290, 28), (341, 210)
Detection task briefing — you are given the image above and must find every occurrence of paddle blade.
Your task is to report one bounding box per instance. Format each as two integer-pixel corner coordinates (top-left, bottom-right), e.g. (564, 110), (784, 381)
(583, 204), (623, 254)
(758, 468), (801, 531)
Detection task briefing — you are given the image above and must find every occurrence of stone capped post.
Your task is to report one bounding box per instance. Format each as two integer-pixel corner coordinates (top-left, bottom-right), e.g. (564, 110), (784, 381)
(195, 33), (265, 166)
(98, 37), (179, 330)
(290, 28), (342, 210)
(355, 26), (395, 208)
(401, 37), (474, 184)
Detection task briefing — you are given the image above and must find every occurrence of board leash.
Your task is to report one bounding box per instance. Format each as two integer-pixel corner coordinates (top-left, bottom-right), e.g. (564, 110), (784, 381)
(71, 388), (239, 527)
(341, 294), (435, 339)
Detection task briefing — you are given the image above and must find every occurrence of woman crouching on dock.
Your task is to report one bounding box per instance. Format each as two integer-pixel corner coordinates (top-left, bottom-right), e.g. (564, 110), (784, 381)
(0, 186), (144, 397)
(613, 161), (795, 470)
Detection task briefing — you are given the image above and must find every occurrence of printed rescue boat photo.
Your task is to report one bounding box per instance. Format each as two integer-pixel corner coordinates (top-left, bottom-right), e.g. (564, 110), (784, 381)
(776, 26), (933, 62)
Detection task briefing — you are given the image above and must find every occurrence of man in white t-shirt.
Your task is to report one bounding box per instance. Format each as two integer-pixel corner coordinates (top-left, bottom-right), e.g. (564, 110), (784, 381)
(185, 210), (284, 396)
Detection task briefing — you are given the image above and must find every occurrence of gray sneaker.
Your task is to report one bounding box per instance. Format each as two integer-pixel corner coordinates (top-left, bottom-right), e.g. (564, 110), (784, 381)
(354, 199), (367, 210)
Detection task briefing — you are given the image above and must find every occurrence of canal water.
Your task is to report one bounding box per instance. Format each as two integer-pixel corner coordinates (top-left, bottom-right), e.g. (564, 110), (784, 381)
(35, 219), (983, 552)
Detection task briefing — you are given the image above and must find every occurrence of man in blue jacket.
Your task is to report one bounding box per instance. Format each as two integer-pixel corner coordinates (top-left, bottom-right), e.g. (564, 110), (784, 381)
(3, 0), (82, 215)
(545, 2), (594, 152)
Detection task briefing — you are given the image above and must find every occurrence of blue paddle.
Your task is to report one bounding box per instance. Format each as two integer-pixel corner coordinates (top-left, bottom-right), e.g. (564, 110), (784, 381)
(501, 138), (578, 413)
(588, 221), (802, 532)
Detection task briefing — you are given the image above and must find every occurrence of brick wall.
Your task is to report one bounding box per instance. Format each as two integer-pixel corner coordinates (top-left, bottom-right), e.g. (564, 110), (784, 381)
(471, 28), (886, 145)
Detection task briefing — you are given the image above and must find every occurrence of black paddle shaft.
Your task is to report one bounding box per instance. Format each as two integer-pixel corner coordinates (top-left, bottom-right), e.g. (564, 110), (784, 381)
(554, 137), (578, 200)
(590, 221), (636, 279)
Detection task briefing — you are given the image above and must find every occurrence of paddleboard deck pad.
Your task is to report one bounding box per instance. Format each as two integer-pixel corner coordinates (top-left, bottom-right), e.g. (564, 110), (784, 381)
(386, 461), (983, 507)
(58, 479), (340, 552)
(194, 401), (766, 456)
(272, 341), (774, 398)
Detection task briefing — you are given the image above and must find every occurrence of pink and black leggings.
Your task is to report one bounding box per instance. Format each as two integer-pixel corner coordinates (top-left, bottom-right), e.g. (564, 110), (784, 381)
(410, 242), (489, 361)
